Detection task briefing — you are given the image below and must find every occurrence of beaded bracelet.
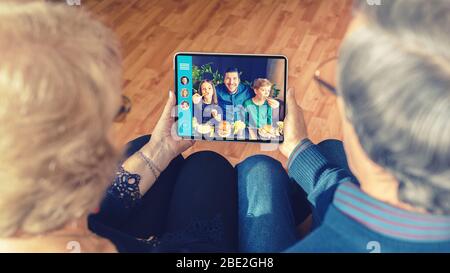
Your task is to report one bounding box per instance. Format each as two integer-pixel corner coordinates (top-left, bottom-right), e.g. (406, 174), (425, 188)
(137, 151), (162, 179)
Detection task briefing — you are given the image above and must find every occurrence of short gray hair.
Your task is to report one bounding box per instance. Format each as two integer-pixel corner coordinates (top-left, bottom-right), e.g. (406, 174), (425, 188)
(338, 0), (450, 214)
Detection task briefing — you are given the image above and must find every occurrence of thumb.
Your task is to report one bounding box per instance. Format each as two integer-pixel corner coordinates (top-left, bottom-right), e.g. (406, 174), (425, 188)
(162, 90), (176, 118)
(286, 87), (297, 115)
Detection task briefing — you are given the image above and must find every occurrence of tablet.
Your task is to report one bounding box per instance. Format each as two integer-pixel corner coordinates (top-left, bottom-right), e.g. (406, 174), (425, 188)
(174, 52), (287, 143)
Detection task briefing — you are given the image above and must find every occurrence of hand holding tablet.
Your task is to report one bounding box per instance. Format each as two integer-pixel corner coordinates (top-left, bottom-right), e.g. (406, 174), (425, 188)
(141, 91), (194, 172)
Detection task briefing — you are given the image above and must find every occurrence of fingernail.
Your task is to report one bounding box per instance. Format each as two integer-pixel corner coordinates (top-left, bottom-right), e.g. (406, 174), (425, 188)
(169, 90), (173, 98)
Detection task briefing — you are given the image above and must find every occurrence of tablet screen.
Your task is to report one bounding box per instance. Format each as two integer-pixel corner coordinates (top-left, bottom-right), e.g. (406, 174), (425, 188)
(175, 53), (287, 143)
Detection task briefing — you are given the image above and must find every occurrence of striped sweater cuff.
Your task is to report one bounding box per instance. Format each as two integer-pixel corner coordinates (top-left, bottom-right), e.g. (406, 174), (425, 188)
(287, 139), (330, 188)
(287, 138), (314, 169)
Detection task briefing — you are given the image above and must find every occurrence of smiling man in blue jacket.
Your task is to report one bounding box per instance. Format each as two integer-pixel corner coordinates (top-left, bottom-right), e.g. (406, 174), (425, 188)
(237, 0), (450, 253)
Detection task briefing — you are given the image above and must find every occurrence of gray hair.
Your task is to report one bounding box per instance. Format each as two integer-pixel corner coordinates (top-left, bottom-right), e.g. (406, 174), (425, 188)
(0, 2), (122, 236)
(338, 0), (450, 214)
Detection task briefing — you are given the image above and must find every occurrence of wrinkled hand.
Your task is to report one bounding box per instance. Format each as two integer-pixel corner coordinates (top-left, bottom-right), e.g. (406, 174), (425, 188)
(267, 98), (280, 109)
(279, 88), (308, 159)
(141, 91), (194, 170)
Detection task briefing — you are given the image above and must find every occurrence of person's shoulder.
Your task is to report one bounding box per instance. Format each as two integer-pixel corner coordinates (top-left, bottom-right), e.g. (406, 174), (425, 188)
(240, 83), (252, 91)
(215, 84), (227, 97)
(216, 83), (226, 90)
(283, 224), (345, 253)
(87, 234), (118, 253)
(243, 98), (253, 107)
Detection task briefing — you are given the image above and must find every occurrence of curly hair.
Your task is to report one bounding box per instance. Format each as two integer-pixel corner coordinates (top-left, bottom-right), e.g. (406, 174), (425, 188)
(0, 2), (123, 236)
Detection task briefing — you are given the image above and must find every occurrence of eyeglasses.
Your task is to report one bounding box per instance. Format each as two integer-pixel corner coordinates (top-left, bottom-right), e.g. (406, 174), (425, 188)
(314, 57), (338, 95)
(114, 95), (132, 122)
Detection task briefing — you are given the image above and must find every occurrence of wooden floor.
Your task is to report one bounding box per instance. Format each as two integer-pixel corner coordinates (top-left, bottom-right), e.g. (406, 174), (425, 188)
(84, 0), (353, 166)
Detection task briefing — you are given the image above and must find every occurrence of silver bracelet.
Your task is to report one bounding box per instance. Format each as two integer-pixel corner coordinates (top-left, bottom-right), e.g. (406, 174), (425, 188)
(137, 151), (162, 179)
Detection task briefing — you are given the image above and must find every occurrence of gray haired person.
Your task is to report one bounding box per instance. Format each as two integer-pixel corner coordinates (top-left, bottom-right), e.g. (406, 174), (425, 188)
(237, 0), (450, 253)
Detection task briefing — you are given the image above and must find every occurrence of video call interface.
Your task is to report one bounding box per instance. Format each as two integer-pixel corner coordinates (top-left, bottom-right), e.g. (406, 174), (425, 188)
(176, 54), (287, 142)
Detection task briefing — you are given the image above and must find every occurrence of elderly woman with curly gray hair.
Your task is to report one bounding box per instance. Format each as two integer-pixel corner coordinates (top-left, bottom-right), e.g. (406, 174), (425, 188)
(0, 2), (238, 253)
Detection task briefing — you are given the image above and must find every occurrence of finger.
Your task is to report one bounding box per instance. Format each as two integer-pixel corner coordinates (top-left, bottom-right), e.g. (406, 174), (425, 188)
(180, 139), (195, 149)
(287, 87), (296, 107)
(161, 90), (176, 118)
(285, 87), (294, 115)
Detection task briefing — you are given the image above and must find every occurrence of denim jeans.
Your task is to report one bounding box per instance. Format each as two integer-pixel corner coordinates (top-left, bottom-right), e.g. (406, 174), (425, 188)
(237, 139), (349, 253)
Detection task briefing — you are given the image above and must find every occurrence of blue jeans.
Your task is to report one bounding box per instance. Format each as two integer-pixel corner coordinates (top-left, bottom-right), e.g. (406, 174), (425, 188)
(237, 139), (349, 252)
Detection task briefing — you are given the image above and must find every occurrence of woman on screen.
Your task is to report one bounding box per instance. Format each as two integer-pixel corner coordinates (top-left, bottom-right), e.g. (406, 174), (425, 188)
(192, 80), (222, 125)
